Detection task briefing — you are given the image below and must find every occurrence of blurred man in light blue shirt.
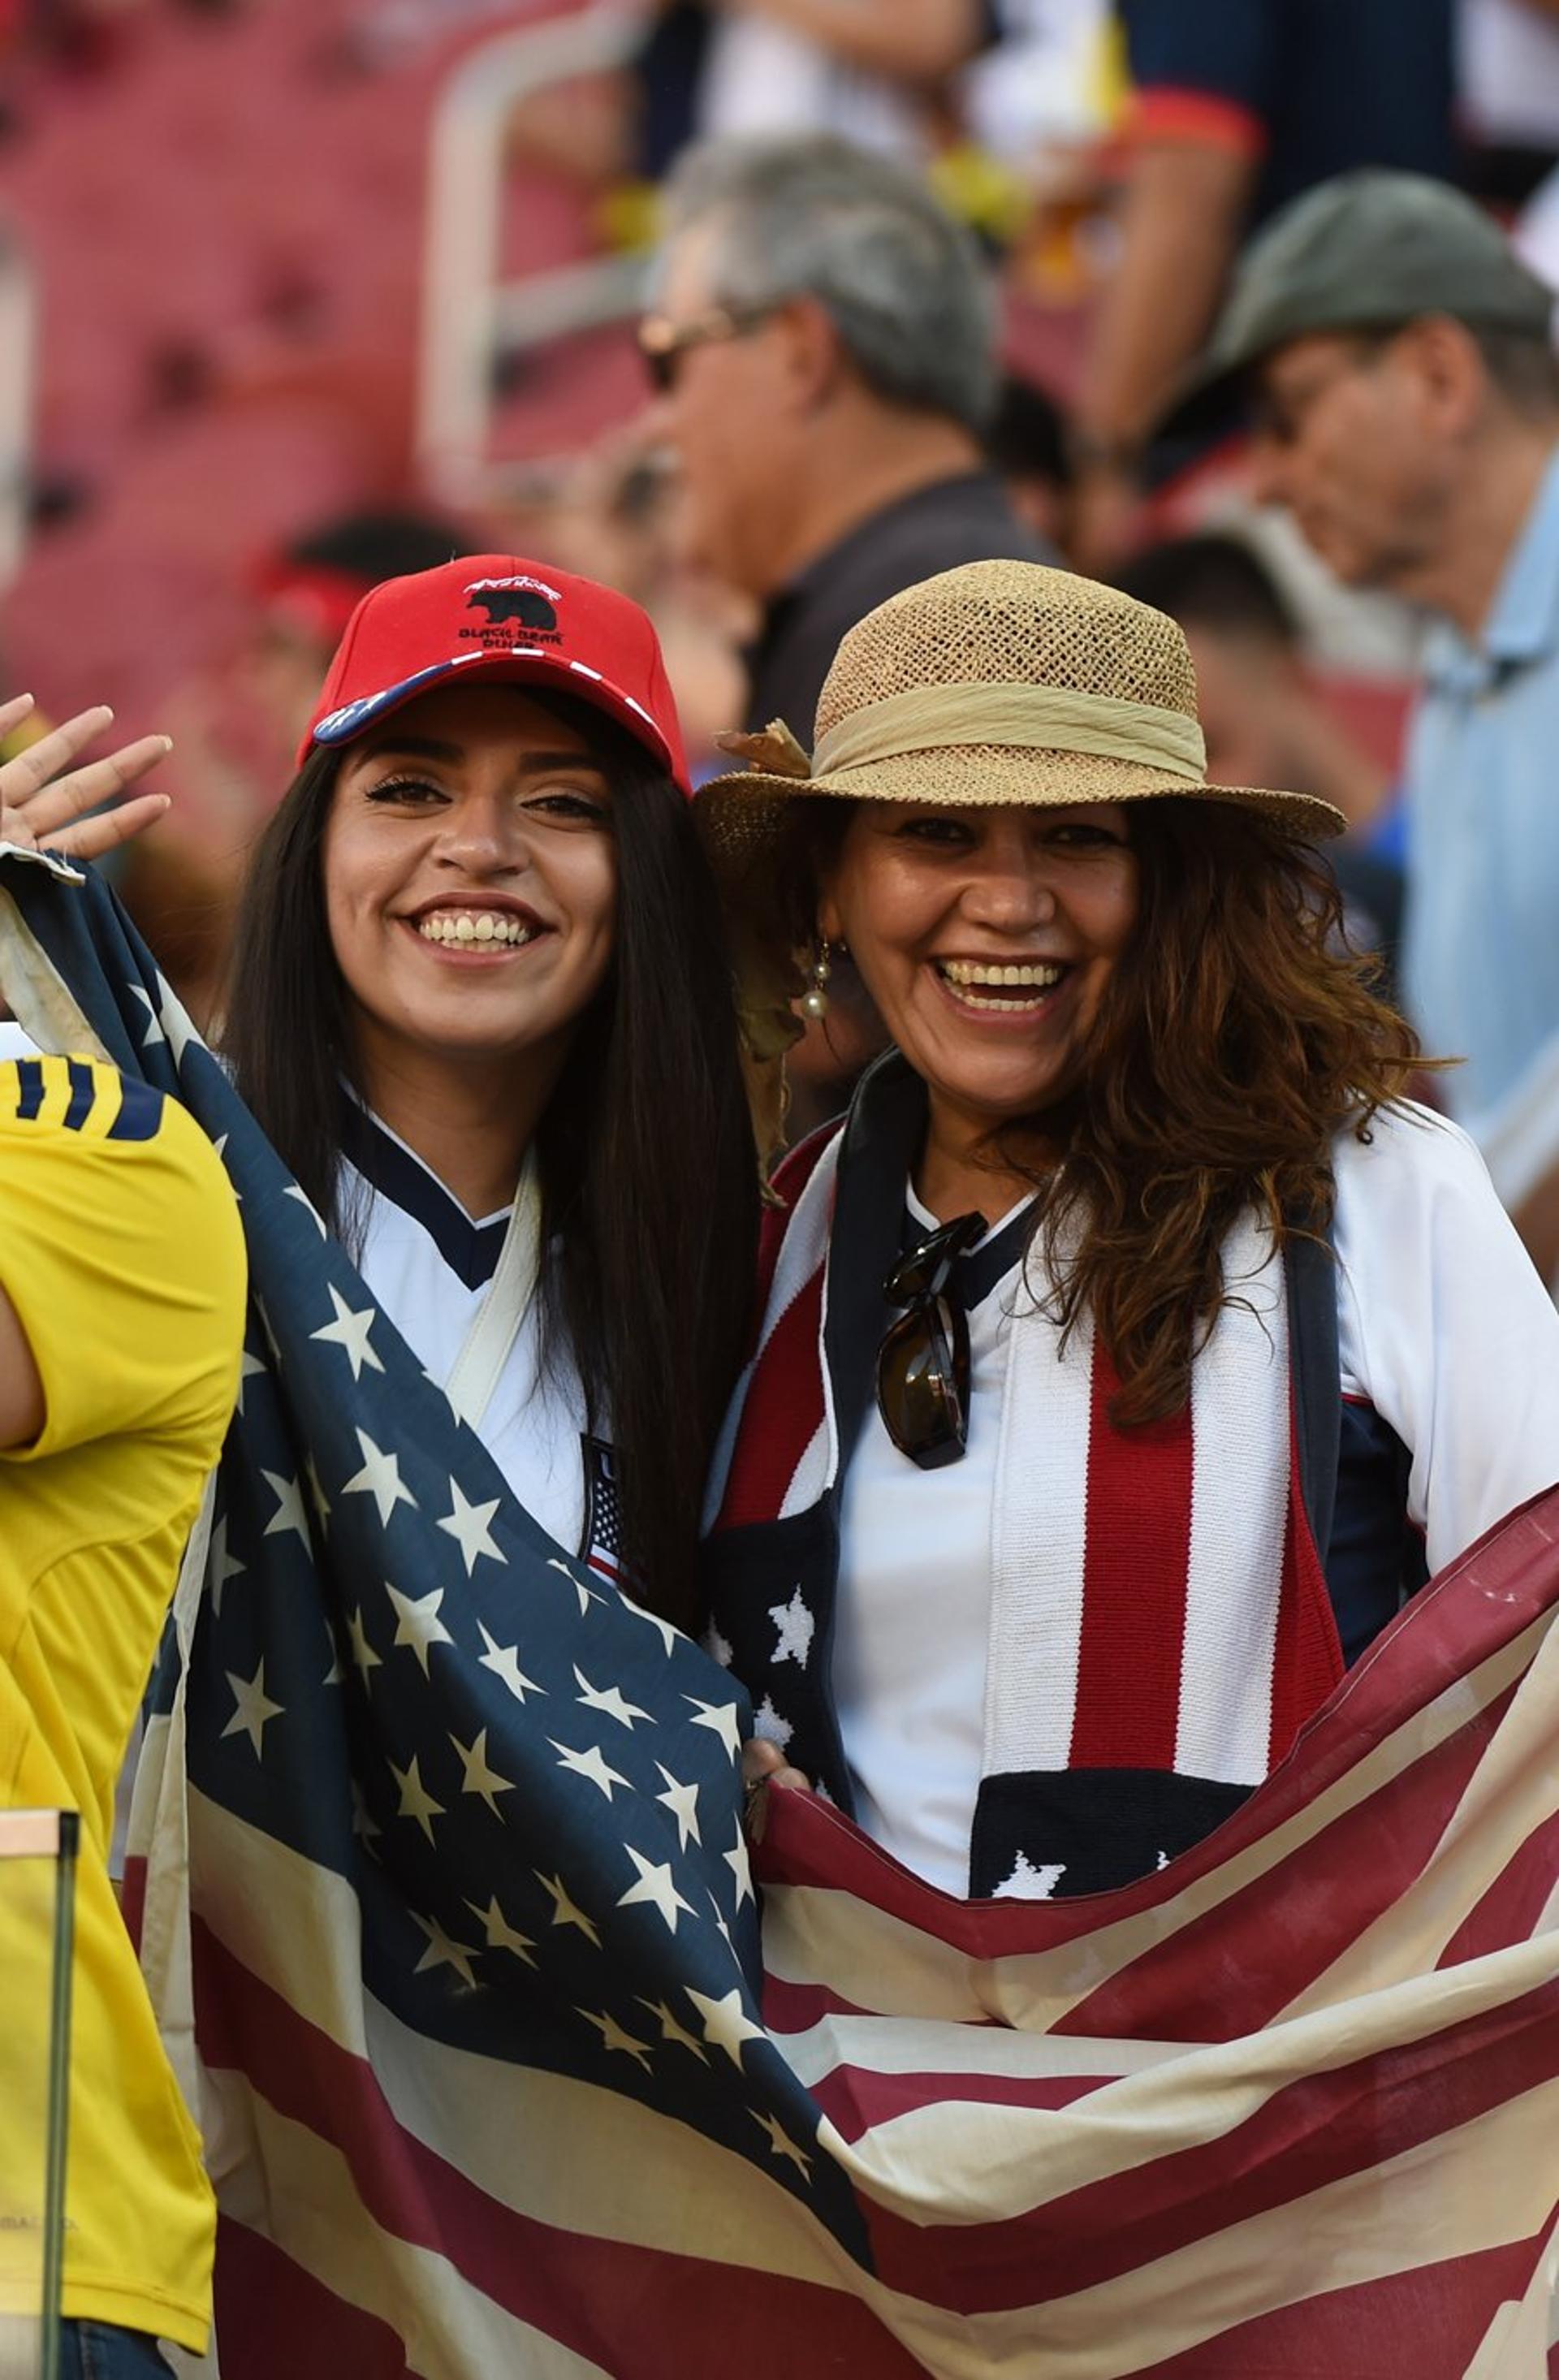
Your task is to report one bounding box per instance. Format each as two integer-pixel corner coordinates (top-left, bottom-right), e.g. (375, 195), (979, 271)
(1180, 171), (1559, 1271)
(1404, 447), (1559, 1121)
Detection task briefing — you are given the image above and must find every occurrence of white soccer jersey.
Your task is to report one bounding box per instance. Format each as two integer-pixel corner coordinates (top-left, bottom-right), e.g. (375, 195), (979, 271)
(835, 1104), (1559, 1896)
(341, 1108), (622, 1581)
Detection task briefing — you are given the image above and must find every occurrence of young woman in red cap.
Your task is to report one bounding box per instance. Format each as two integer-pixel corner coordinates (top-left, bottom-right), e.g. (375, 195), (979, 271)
(4, 560), (758, 1632)
(214, 554), (759, 1631)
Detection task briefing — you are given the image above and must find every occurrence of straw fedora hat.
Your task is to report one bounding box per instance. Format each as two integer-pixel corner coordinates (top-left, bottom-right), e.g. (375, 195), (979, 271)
(696, 559), (1345, 873)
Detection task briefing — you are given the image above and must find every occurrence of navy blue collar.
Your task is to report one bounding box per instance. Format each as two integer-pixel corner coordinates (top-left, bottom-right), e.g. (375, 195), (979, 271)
(341, 1104), (510, 1291)
(898, 1197), (1034, 1312)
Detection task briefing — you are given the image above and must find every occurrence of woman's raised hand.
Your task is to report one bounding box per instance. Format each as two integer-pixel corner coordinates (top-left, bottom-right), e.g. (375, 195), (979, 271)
(0, 694), (173, 863)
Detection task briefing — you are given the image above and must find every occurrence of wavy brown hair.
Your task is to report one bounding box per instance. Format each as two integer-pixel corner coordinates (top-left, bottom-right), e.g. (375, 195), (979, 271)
(1033, 798), (1423, 1422)
(778, 793), (1425, 1427)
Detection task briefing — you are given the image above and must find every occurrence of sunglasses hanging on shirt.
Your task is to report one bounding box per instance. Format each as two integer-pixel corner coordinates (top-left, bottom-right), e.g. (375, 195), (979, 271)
(875, 1211), (987, 1471)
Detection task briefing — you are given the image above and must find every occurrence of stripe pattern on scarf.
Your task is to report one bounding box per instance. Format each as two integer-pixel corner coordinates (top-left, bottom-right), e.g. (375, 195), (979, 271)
(707, 1119), (1343, 1898)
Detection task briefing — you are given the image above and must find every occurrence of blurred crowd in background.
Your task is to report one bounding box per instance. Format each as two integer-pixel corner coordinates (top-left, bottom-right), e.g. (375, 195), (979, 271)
(4, 0), (1559, 1276)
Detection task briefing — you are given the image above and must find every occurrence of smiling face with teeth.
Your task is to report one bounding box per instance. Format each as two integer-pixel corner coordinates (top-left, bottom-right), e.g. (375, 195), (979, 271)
(323, 682), (620, 1129)
(818, 798), (1139, 1160)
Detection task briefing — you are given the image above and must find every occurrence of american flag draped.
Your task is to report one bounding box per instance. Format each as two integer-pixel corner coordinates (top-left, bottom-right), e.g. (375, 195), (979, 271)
(2, 850), (1557, 2380)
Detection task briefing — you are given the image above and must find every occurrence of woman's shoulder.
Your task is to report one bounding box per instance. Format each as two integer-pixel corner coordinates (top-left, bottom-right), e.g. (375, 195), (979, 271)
(1327, 1098), (1540, 1324)
(1328, 1098), (1496, 1216)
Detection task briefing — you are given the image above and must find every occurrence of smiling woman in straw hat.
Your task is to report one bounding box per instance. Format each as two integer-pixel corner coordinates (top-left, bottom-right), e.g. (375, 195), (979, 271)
(700, 559), (1559, 1902)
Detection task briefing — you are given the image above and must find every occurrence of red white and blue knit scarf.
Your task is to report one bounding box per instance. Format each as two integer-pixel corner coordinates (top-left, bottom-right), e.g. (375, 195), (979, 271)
(702, 1057), (1346, 1898)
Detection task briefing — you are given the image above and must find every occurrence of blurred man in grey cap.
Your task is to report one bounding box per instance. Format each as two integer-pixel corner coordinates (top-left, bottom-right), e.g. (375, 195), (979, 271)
(1186, 169), (1559, 1278)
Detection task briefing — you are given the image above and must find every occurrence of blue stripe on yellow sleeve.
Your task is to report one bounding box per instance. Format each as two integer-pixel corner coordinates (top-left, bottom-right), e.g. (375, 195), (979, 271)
(63, 1058), (97, 1133)
(14, 1058), (44, 1120)
(105, 1077), (166, 1144)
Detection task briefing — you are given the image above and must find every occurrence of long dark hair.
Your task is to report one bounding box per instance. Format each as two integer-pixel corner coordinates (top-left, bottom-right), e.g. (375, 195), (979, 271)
(222, 698), (758, 1632)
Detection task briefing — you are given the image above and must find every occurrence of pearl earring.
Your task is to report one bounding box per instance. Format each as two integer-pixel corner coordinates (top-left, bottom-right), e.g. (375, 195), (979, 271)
(801, 944), (832, 1022)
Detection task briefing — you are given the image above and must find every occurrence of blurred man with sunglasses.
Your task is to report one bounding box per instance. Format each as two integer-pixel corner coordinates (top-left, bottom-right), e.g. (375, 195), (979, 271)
(640, 132), (1056, 749)
(641, 132), (1056, 1135)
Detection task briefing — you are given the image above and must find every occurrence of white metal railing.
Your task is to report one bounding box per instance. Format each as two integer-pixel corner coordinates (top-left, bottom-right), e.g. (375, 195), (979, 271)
(0, 226), (36, 594)
(417, 4), (653, 506)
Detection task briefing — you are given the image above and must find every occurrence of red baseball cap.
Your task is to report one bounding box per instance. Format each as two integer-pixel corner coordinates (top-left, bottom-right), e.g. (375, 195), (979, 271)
(299, 554), (691, 793)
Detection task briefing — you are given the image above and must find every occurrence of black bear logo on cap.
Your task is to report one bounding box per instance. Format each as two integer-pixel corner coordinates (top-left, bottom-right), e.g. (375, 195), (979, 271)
(465, 574), (559, 633)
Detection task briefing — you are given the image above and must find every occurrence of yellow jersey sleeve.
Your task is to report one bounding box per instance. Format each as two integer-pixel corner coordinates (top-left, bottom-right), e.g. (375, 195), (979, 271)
(0, 1055), (246, 1466)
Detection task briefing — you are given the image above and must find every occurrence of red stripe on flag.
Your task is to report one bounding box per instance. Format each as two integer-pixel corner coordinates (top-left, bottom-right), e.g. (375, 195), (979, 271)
(121, 1851), (147, 1954)
(1437, 1806), (1559, 1972)
(1054, 1676), (1521, 2043)
(762, 1972), (881, 2032)
(216, 2218), (418, 2379)
(756, 1490), (1559, 1993)
(857, 1972), (1559, 2314)
(717, 1267), (826, 1530)
(193, 1920), (925, 2380)
(1069, 1341), (1193, 1769)
(808, 2062), (1116, 2146)
(1120, 2230), (1553, 2379)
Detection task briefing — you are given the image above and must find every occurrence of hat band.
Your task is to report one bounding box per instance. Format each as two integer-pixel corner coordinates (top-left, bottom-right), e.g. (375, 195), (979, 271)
(810, 680), (1207, 782)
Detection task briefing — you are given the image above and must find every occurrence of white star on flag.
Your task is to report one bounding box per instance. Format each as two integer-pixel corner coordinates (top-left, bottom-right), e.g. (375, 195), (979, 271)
(343, 1428), (418, 1529)
(221, 1661), (284, 1759)
(261, 1469), (311, 1549)
(632, 1605), (682, 1656)
(723, 1821), (755, 1911)
(424, 1365), (465, 1428)
(254, 1297), (283, 1366)
(386, 1583), (454, 1676)
(684, 1696), (744, 1760)
(709, 1629), (735, 1669)
(549, 1739), (631, 1801)
(235, 1349), (266, 1416)
(654, 1765), (702, 1851)
(476, 1622), (545, 1703)
(547, 1555), (605, 1618)
(437, 1477), (506, 1574)
(346, 1606), (381, 1676)
(303, 1452), (332, 1532)
(130, 973), (197, 1063)
(209, 1514), (245, 1616)
(411, 1911), (478, 1989)
(577, 2009), (653, 2069)
(617, 1847), (697, 1933)
(686, 1985), (766, 2069)
(536, 1872), (601, 1946)
(282, 1181), (329, 1238)
(767, 1586), (815, 1668)
(309, 1284), (385, 1380)
(637, 1997), (708, 2061)
(753, 2112), (812, 2178)
(449, 1726), (512, 1818)
(574, 1667), (652, 1730)
(390, 1755), (445, 1844)
(465, 1896), (536, 1967)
